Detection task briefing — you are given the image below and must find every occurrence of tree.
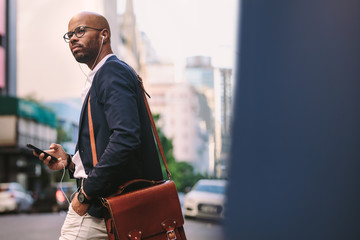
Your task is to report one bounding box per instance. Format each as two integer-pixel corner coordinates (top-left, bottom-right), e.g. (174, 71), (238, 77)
(56, 122), (72, 144)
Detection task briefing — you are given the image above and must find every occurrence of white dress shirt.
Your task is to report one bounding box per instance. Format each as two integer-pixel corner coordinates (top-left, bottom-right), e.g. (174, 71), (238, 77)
(72, 54), (115, 179)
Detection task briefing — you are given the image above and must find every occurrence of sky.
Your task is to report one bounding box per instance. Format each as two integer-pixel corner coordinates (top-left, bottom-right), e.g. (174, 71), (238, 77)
(130, 0), (238, 68)
(16, 0), (239, 101)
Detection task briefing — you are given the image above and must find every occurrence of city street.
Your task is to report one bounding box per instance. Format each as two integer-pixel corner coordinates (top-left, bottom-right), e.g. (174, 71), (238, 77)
(0, 212), (224, 240)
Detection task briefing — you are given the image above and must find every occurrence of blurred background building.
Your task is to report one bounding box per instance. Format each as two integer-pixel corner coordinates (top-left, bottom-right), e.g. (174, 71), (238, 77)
(0, 0), (234, 194)
(43, 98), (82, 154)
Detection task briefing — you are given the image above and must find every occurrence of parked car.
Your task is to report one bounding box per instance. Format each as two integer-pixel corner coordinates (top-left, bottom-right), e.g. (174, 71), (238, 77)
(31, 182), (77, 213)
(0, 182), (34, 213)
(183, 179), (227, 220)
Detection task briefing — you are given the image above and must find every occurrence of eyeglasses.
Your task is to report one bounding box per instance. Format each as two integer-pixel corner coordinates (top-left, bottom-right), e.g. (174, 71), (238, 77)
(63, 26), (103, 43)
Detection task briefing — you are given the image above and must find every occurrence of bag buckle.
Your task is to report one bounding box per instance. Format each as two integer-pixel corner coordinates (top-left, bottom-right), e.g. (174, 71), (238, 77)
(162, 219), (177, 240)
(166, 229), (176, 240)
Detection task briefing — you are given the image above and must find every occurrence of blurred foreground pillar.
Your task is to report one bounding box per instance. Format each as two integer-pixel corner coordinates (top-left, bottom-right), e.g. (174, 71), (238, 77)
(226, 0), (360, 239)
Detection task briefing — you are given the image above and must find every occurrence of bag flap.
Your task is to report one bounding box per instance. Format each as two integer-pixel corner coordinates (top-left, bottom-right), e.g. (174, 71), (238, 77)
(105, 180), (184, 239)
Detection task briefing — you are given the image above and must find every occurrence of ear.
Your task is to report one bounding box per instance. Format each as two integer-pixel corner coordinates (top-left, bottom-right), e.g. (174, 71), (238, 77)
(100, 29), (110, 42)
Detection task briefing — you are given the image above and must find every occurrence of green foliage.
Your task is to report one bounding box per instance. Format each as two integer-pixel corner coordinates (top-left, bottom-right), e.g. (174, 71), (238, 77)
(153, 114), (204, 192)
(54, 121), (72, 182)
(168, 161), (204, 193)
(56, 123), (71, 143)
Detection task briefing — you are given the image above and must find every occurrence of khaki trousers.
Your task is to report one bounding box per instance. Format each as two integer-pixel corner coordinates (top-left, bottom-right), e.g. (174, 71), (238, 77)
(59, 204), (108, 240)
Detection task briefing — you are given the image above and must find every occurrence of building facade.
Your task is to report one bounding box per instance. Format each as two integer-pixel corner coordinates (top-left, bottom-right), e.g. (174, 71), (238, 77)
(0, 96), (57, 193)
(0, 0), (16, 96)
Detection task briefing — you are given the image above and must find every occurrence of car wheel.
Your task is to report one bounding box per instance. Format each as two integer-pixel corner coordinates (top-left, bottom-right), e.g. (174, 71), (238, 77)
(14, 203), (21, 214)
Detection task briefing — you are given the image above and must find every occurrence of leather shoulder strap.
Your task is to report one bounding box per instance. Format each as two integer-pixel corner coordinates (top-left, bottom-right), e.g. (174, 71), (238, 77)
(87, 96), (98, 167)
(137, 75), (172, 179)
(87, 73), (172, 180)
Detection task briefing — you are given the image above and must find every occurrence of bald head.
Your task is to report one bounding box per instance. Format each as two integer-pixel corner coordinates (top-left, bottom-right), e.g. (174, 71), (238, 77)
(69, 11), (111, 38)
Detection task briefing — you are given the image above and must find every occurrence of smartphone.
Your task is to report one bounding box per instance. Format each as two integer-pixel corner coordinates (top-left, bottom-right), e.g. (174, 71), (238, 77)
(26, 144), (58, 164)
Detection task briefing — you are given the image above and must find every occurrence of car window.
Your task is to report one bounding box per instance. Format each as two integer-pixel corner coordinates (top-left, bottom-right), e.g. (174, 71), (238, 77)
(195, 184), (225, 194)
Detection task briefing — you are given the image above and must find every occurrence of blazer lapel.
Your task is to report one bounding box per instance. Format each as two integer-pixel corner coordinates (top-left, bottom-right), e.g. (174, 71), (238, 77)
(76, 55), (118, 149)
(77, 90), (91, 145)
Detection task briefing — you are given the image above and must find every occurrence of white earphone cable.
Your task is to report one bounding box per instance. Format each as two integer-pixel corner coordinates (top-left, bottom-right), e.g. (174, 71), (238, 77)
(78, 36), (104, 85)
(90, 36), (104, 70)
(59, 162), (71, 205)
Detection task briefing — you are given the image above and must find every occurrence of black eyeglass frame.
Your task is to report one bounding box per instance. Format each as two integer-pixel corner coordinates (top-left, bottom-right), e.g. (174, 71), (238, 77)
(63, 26), (103, 43)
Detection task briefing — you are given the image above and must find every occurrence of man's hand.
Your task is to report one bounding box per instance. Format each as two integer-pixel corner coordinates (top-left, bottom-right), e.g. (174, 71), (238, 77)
(33, 143), (68, 170)
(72, 191), (90, 216)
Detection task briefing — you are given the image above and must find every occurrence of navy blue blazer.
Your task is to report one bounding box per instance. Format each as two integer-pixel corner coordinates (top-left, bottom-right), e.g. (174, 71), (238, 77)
(74, 55), (163, 217)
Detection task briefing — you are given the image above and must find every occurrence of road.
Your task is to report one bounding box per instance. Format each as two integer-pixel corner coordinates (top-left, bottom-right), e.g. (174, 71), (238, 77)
(0, 212), (224, 240)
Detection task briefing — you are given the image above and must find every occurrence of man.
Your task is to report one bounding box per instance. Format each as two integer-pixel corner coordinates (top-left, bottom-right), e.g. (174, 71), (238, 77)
(35, 11), (163, 239)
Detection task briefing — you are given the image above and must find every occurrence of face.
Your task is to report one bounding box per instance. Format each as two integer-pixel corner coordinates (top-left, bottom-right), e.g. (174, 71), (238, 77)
(67, 16), (102, 65)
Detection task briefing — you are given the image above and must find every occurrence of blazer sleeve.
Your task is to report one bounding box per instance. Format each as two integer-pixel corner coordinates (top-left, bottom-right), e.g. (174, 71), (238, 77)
(83, 61), (141, 197)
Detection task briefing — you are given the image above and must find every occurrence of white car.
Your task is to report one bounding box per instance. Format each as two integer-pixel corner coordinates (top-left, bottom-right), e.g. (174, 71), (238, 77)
(0, 182), (34, 213)
(183, 179), (227, 220)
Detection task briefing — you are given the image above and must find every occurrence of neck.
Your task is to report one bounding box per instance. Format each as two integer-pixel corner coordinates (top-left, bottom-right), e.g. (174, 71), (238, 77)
(87, 48), (113, 70)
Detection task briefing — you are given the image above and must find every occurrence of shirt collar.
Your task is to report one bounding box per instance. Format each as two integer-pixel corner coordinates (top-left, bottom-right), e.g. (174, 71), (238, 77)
(80, 54), (115, 103)
(88, 53), (115, 80)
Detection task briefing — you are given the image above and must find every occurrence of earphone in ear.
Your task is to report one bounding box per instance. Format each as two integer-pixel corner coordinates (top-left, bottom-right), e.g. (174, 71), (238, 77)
(102, 35), (105, 40)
